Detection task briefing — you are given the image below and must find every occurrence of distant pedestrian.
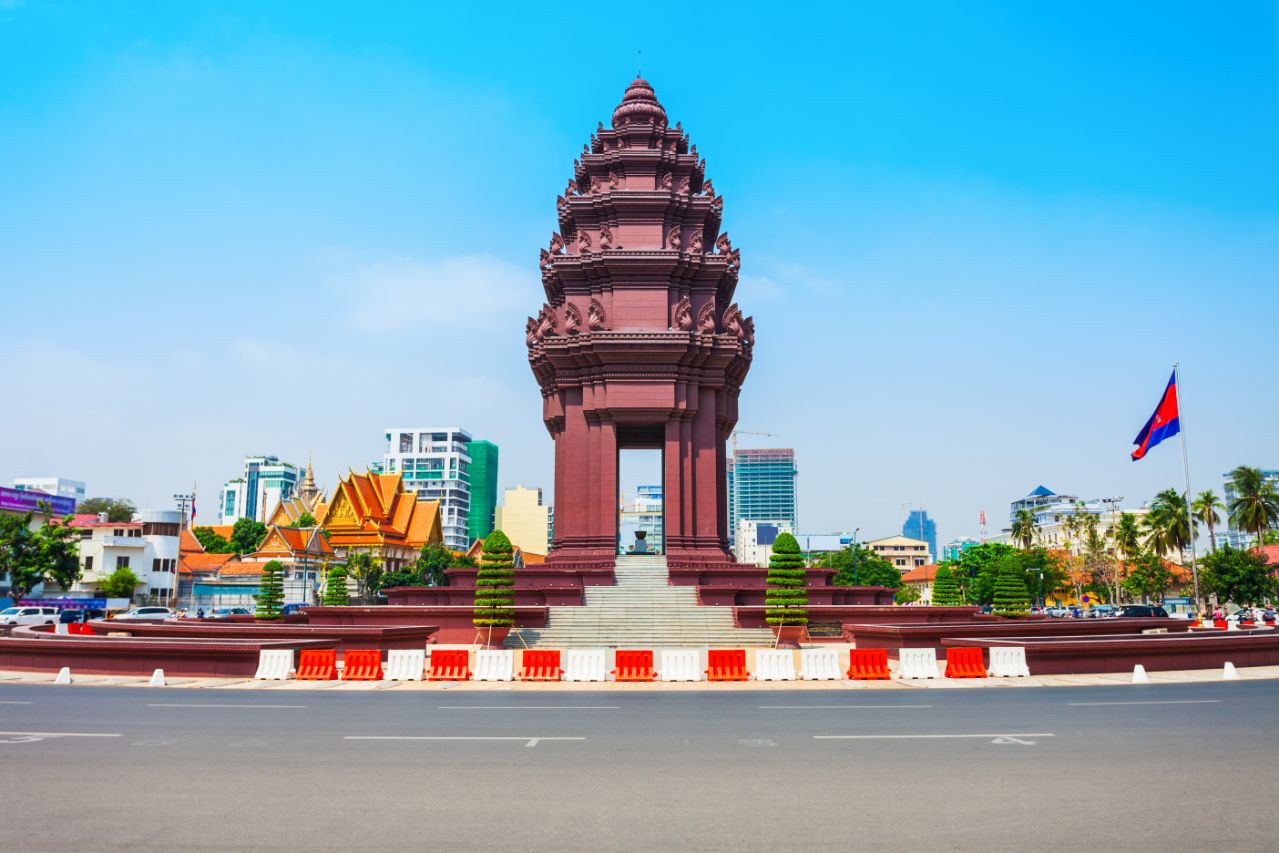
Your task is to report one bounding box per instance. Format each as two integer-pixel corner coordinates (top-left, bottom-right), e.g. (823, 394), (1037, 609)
(196, 608), (205, 619)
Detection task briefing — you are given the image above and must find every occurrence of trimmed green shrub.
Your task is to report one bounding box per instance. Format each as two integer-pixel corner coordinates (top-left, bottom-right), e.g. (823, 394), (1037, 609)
(473, 529), (515, 628)
(765, 532), (808, 626)
(323, 565), (350, 606)
(254, 559), (285, 619)
(991, 555), (1030, 615)
(931, 563), (962, 606)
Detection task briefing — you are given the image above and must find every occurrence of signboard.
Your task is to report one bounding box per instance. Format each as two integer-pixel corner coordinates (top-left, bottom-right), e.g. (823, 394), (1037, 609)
(0, 486), (76, 517)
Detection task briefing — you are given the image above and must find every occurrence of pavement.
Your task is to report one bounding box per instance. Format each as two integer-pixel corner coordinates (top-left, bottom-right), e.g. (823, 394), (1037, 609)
(2, 676), (1277, 851)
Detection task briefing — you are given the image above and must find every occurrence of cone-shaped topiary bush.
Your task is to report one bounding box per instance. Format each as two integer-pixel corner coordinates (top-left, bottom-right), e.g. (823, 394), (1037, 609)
(765, 532), (808, 626)
(254, 559), (285, 619)
(323, 565), (350, 606)
(991, 555), (1030, 615)
(473, 529), (515, 628)
(931, 563), (962, 606)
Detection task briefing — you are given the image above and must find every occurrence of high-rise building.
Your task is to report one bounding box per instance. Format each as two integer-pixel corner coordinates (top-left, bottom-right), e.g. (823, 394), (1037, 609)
(941, 537), (979, 561)
(619, 485), (664, 554)
(382, 427), (477, 551)
(901, 510), (938, 561)
(734, 518), (794, 567)
(1222, 468), (1279, 548)
(466, 440), (499, 545)
(494, 485), (551, 556)
(728, 448), (797, 548)
(219, 456), (298, 526)
(8, 477), (86, 505)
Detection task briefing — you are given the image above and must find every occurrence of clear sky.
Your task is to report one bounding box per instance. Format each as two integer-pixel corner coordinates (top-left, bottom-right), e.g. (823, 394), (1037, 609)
(2, 2), (1276, 544)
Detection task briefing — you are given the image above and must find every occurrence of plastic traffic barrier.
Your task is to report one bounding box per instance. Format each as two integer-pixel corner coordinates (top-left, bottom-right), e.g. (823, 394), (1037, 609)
(945, 647), (987, 678)
(1214, 620), (1228, 629)
(341, 649), (384, 681)
(612, 649), (656, 682)
(518, 649), (562, 681)
(54, 666), (72, 685)
(474, 649), (514, 682)
(658, 648), (702, 682)
(897, 647), (940, 680)
(706, 649), (749, 681)
(847, 648), (891, 680)
(563, 648), (607, 682)
(426, 649), (472, 681)
(148, 669), (166, 687)
(385, 648), (427, 681)
(254, 649), (293, 680)
(988, 646), (1030, 678)
(799, 647), (842, 681)
(296, 649), (338, 680)
(755, 649), (796, 681)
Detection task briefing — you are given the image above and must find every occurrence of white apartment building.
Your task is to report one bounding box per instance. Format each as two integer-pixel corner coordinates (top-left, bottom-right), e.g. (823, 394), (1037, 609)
(866, 535), (932, 572)
(8, 477), (86, 504)
(994, 485), (1154, 556)
(381, 427), (472, 551)
(619, 485), (664, 555)
(67, 509), (181, 603)
(734, 519), (795, 567)
(219, 455), (299, 525)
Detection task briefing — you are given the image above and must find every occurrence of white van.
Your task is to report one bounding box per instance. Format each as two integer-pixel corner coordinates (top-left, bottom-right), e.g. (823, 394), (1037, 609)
(0, 606), (60, 626)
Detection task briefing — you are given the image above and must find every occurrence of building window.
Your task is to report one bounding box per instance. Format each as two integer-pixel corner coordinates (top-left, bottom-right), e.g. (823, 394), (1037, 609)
(84, 556), (93, 573)
(116, 556), (130, 569)
(152, 558), (160, 573)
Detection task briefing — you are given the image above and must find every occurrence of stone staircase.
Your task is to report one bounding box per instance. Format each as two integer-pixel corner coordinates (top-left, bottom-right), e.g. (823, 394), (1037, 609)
(509, 555), (776, 648)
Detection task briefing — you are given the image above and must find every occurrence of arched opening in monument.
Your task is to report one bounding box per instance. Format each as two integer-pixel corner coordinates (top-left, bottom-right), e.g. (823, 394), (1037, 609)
(617, 428), (664, 556)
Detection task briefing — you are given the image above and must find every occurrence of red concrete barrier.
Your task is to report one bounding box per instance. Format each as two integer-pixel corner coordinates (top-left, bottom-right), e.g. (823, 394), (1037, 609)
(296, 649), (338, 680)
(847, 648), (891, 680)
(614, 649), (656, 682)
(706, 649), (749, 681)
(945, 647), (987, 678)
(1214, 620), (1228, 629)
(427, 649), (472, 681)
(518, 649), (562, 681)
(340, 649), (383, 681)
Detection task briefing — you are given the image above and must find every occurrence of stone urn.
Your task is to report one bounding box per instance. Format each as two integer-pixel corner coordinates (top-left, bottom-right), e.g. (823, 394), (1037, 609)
(771, 624), (809, 648)
(474, 626), (511, 649)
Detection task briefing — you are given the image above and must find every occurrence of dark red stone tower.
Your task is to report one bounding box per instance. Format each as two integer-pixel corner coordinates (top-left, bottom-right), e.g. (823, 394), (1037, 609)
(528, 79), (754, 573)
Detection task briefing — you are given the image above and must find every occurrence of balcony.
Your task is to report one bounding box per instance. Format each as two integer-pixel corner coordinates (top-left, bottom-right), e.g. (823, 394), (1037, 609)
(100, 536), (146, 548)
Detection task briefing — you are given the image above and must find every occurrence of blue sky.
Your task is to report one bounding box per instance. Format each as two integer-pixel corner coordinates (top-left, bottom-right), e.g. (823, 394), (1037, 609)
(2, 2), (1276, 543)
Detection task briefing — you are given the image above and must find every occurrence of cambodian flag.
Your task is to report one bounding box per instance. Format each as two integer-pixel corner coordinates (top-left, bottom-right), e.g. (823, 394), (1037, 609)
(1131, 371), (1180, 461)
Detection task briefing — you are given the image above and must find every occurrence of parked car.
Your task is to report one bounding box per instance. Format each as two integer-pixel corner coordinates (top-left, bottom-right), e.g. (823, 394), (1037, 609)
(0, 606), (60, 626)
(1045, 606), (1073, 618)
(281, 604), (309, 616)
(115, 606), (175, 621)
(209, 606), (252, 618)
(1114, 604), (1169, 618)
(57, 608), (107, 624)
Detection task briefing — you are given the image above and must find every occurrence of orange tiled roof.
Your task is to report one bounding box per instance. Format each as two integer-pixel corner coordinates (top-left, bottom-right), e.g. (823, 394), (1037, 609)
(180, 552), (238, 574)
(902, 563), (940, 583)
(219, 563), (265, 578)
(179, 529), (204, 554)
(519, 549), (546, 564)
(319, 469), (442, 551)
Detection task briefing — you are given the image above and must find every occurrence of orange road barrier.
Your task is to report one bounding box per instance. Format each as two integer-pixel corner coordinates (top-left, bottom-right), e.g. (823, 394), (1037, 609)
(706, 649), (750, 681)
(341, 649), (384, 681)
(1214, 620), (1228, 629)
(518, 649), (563, 681)
(427, 649), (473, 681)
(944, 647), (987, 678)
(613, 649), (656, 682)
(846, 648), (891, 680)
(296, 649), (338, 680)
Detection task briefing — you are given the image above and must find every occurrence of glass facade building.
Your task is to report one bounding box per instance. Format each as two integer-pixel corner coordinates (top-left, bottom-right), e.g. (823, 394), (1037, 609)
(901, 510), (938, 562)
(728, 448), (797, 547)
(466, 440), (499, 545)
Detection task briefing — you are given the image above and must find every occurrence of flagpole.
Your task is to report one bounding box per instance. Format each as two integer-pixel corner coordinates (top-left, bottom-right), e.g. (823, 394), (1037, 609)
(1174, 362), (1202, 614)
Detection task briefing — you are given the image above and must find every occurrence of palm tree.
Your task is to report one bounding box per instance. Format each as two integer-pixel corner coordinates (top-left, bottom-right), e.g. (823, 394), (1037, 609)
(1143, 488), (1191, 565)
(1227, 465), (1279, 548)
(1190, 489), (1224, 553)
(1009, 508), (1039, 550)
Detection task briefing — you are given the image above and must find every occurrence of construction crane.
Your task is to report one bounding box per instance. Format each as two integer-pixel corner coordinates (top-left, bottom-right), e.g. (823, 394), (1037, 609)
(730, 430), (780, 454)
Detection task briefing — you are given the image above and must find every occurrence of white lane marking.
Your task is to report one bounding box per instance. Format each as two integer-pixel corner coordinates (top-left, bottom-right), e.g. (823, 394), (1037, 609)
(816, 733), (1055, 740)
(0, 731), (121, 738)
(1067, 700), (1222, 706)
(146, 703), (305, 709)
(0, 701), (33, 705)
(758, 705), (933, 709)
(436, 705), (619, 710)
(345, 736), (585, 748)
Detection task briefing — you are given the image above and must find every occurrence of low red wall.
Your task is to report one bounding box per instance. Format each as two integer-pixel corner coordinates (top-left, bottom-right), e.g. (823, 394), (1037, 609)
(735, 605), (979, 629)
(0, 634), (337, 677)
(844, 618), (1194, 652)
(943, 630), (1279, 674)
(302, 605), (548, 644)
(444, 567), (614, 588)
(699, 586), (895, 606)
(383, 586), (582, 607)
(87, 621), (436, 656)
(669, 566), (837, 587)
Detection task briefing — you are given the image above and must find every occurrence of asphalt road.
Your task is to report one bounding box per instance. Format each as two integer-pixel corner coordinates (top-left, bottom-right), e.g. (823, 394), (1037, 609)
(1, 680), (1276, 851)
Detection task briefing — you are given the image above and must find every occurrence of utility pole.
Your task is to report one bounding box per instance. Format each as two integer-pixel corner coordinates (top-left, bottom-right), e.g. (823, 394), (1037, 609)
(172, 492), (193, 610)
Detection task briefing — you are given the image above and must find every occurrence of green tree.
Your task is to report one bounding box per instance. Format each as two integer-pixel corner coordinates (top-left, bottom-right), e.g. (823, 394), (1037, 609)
(230, 518), (268, 555)
(77, 497), (136, 522)
(1191, 490), (1224, 554)
(991, 555), (1031, 615)
(379, 568), (423, 589)
(829, 544), (901, 589)
(1143, 488), (1192, 564)
(322, 565), (350, 606)
(954, 543), (1018, 605)
(192, 527), (235, 554)
(894, 585), (921, 604)
(473, 530), (515, 629)
(1010, 508), (1039, 550)
(344, 550), (384, 600)
(100, 566), (141, 599)
(293, 511), (318, 528)
(764, 532), (808, 626)
(39, 512), (83, 591)
(1227, 466), (1279, 548)
(1121, 552), (1176, 603)
(1024, 547), (1070, 608)
(416, 542), (456, 587)
(931, 563), (962, 606)
(0, 510), (44, 603)
(1083, 526), (1117, 603)
(1200, 545), (1274, 607)
(254, 560), (285, 619)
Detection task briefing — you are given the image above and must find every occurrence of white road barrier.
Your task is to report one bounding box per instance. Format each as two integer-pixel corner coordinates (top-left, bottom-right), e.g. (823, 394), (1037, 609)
(1226, 620), (1240, 632)
(148, 669), (166, 687)
(799, 647), (842, 681)
(474, 649), (515, 682)
(659, 648), (702, 682)
(54, 666), (72, 685)
(385, 648), (426, 681)
(988, 647), (1030, 678)
(755, 649), (796, 681)
(1223, 661), (1239, 680)
(563, 648), (607, 682)
(897, 648), (940, 680)
(1132, 664), (1149, 683)
(254, 649), (293, 681)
